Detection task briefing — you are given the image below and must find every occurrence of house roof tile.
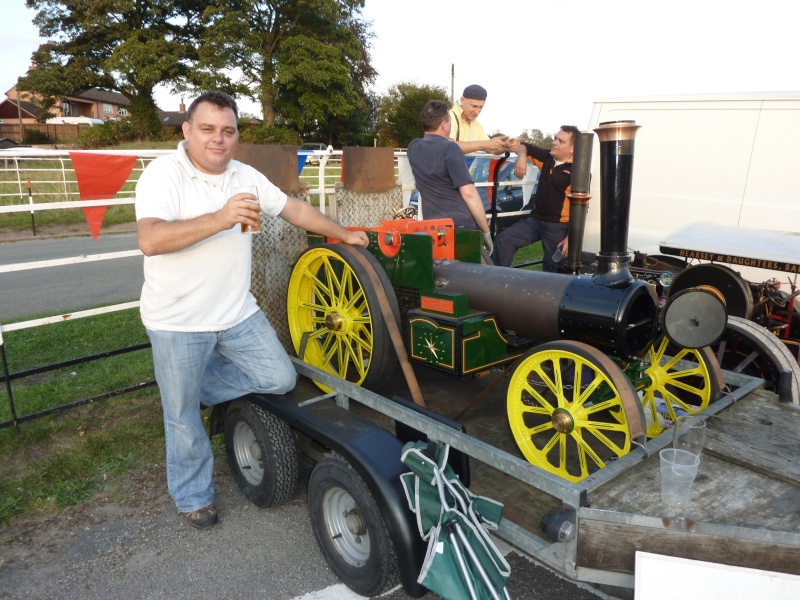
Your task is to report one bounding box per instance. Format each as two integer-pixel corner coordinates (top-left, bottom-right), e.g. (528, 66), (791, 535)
(74, 88), (131, 106)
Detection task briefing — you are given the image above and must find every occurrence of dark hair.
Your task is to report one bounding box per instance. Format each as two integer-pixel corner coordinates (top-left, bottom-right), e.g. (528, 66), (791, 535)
(187, 91), (239, 122)
(420, 100), (451, 132)
(560, 125), (580, 144)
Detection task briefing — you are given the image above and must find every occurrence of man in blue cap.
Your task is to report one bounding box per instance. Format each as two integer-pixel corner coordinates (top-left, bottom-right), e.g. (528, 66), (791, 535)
(449, 84), (512, 154)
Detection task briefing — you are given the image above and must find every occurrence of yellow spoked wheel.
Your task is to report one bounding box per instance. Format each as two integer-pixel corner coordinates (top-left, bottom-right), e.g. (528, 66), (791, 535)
(506, 341), (642, 483)
(287, 244), (399, 393)
(641, 336), (722, 438)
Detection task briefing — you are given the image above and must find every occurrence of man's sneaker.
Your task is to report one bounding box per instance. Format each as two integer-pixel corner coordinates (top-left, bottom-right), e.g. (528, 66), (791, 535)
(184, 505), (218, 530)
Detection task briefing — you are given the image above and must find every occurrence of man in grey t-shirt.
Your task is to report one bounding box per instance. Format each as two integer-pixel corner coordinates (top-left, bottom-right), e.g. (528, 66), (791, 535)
(407, 100), (493, 253)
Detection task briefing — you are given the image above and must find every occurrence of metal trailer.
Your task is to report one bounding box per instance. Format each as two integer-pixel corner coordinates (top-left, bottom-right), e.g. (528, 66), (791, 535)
(210, 356), (800, 597)
(206, 121), (799, 596)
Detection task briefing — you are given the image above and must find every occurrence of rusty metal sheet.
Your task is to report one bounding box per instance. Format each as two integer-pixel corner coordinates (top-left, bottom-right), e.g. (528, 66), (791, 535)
(342, 147), (395, 193)
(235, 144), (300, 194)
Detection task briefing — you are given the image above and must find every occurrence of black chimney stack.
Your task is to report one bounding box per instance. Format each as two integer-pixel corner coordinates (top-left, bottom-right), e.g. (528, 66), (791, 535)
(593, 120), (641, 286)
(565, 131), (594, 274)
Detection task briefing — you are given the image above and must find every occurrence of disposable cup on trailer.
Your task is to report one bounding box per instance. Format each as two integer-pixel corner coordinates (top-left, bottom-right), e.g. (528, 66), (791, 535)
(659, 448), (700, 507)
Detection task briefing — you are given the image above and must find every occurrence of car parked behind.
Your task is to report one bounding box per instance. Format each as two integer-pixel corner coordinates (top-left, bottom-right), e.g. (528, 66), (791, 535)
(298, 143), (329, 165)
(410, 154), (538, 232)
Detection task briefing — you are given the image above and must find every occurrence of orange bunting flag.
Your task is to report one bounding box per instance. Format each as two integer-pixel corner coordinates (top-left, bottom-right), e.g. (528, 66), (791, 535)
(70, 152), (138, 241)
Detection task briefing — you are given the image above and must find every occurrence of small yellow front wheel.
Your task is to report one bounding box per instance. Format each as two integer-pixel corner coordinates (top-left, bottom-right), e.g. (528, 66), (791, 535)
(506, 341), (641, 483)
(641, 336), (722, 438)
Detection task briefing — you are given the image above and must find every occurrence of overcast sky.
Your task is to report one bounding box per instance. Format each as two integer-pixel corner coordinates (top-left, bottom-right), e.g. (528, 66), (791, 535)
(3, 0), (798, 136)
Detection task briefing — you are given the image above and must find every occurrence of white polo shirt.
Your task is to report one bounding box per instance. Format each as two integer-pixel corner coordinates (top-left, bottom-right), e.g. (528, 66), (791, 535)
(135, 141), (288, 331)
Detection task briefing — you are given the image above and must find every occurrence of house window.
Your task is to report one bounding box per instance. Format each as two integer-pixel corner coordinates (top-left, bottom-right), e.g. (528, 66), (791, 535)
(103, 103), (112, 114)
(118, 107), (127, 116)
(62, 102), (72, 116)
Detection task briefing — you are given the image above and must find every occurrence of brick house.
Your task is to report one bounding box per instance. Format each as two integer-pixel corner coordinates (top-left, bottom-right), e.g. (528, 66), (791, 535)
(1, 84), (131, 123)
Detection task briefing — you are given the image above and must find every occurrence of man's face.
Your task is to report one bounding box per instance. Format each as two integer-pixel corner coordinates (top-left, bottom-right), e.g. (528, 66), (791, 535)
(459, 97), (485, 123)
(550, 130), (574, 162)
(181, 102), (239, 175)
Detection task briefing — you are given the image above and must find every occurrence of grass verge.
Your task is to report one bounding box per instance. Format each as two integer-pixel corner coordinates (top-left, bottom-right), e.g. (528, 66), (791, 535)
(0, 308), (162, 525)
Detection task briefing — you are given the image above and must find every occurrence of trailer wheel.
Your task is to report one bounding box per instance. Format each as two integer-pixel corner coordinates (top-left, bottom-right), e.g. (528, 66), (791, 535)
(287, 244), (399, 393)
(641, 337), (722, 438)
(714, 316), (800, 403)
(224, 400), (298, 507)
(506, 341), (641, 483)
(308, 453), (400, 597)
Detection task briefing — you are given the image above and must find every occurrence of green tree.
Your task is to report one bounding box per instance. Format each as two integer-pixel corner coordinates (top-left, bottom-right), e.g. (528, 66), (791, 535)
(377, 82), (450, 148)
(312, 90), (378, 147)
(521, 128), (549, 145)
(20, 0), (206, 136)
(195, 0), (375, 131)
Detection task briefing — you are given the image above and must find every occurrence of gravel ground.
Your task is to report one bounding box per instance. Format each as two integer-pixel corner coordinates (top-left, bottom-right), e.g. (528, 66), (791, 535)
(0, 458), (616, 600)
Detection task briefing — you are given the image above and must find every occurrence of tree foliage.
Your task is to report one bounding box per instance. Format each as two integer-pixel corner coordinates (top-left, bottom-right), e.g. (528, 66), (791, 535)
(20, 0), (206, 135)
(195, 0), (375, 137)
(376, 82), (449, 148)
(520, 128), (553, 147)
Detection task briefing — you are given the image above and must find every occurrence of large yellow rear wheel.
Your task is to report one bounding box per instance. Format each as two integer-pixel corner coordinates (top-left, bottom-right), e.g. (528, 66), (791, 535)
(507, 341), (642, 483)
(641, 337), (721, 438)
(287, 244), (399, 393)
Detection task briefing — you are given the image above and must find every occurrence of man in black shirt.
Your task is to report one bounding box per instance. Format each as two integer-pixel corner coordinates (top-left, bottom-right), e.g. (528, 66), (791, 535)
(490, 126), (579, 271)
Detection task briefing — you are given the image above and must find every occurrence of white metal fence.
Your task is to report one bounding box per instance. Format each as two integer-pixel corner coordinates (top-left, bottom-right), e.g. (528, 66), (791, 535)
(0, 146), (532, 428)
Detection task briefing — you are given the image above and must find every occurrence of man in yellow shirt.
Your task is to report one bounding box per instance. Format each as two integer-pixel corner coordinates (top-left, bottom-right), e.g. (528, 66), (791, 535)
(449, 84), (513, 154)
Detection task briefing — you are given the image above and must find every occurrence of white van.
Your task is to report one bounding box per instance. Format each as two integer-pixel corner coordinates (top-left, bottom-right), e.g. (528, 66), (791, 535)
(583, 92), (800, 282)
(45, 116), (105, 126)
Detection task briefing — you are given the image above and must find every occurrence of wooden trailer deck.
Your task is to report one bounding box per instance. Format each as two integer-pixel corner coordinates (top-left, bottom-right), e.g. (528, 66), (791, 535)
(295, 360), (800, 593)
(579, 388), (800, 586)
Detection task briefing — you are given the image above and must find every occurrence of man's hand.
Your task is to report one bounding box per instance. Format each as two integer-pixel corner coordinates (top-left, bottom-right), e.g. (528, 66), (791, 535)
(227, 192), (261, 230)
(138, 192), (261, 257)
(481, 231), (493, 254)
(341, 229), (370, 247)
(514, 156), (528, 179)
(485, 136), (509, 154)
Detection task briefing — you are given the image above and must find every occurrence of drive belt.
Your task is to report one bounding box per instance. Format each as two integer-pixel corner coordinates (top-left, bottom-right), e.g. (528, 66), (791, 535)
(337, 243), (426, 407)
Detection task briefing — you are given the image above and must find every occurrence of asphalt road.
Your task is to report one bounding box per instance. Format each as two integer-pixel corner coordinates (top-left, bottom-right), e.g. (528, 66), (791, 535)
(0, 233), (143, 322)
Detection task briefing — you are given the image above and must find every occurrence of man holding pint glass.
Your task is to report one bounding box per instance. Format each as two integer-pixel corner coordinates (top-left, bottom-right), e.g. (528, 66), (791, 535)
(135, 91), (368, 530)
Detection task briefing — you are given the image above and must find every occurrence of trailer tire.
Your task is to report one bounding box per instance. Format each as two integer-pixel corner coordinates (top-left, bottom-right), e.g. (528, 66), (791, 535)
(308, 453), (400, 597)
(224, 400), (298, 507)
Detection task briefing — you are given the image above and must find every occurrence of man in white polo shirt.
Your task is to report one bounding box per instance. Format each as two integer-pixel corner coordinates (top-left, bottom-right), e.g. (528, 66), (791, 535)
(135, 91), (368, 530)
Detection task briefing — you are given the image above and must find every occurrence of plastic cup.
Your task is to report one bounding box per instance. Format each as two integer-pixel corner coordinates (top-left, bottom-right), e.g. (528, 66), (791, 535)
(659, 448), (700, 507)
(236, 186), (261, 234)
(673, 415), (706, 456)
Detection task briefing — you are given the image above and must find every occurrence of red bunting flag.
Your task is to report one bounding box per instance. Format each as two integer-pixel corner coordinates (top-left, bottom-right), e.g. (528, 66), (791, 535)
(70, 152), (138, 241)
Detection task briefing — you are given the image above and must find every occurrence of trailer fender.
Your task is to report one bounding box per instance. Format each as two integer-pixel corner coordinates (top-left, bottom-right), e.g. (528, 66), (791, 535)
(223, 392), (427, 598)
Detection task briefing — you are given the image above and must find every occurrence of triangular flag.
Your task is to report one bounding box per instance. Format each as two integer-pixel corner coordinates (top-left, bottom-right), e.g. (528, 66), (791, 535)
(70, 152), (138, 241)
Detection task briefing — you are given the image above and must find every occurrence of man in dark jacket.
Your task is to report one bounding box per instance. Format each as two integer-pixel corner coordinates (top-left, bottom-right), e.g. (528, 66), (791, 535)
(490, 126), (579, 271)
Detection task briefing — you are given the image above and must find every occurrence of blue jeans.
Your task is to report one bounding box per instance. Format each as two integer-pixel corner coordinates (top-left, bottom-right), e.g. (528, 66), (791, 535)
(147, 311), (296, 513)
(491, 217), (568, 272)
